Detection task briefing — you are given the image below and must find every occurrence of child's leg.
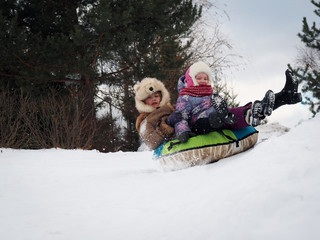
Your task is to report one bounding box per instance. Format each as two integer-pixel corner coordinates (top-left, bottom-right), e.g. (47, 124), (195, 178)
(194, 103), (252, 133)
(225, 103), (252, 130)
(193, 111), (224, 134)
(250, 90), (275, 126)
(273, 69), (302, 110)
(249, 70), (302, 126)
(210, 93), (238, 124)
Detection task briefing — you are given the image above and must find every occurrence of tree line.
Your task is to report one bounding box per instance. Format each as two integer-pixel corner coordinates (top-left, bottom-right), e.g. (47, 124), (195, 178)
(0, 0), (203, 151)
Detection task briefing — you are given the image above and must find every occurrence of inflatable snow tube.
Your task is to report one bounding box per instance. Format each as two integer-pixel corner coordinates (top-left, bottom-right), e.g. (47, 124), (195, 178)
(153, 126), (258, 171)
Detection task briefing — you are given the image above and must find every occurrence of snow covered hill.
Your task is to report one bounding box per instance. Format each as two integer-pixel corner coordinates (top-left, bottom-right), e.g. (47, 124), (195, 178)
(1, 115), (320, 240)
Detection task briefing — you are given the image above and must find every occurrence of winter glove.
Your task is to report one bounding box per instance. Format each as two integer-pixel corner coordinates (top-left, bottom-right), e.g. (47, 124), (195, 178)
(166, 111), (182, 127)
(177, 131), (195, 143)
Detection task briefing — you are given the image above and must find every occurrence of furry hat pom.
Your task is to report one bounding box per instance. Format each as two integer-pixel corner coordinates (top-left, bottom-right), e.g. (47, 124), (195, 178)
(134, 78), (170, 113)
(185, 61), (213, 87)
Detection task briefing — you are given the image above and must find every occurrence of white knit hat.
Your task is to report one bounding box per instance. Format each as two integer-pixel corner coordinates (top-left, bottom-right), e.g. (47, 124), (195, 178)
(185, 61), (213, 87)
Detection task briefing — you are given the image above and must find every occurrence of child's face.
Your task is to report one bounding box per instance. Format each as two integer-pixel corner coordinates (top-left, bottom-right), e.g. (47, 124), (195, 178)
(195, 72), (209, 86)
(144, 91), (162, 108)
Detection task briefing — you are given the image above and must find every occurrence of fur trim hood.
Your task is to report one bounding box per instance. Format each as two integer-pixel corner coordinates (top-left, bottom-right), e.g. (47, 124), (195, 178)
(134, 78), (170, 113)
(185, 61), (213, 87)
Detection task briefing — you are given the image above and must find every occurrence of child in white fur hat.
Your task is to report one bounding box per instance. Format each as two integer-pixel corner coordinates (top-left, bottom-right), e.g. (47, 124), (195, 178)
(134, 77), (175, 150)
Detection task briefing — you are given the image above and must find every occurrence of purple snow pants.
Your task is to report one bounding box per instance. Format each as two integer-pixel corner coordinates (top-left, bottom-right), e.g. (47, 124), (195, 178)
(226, 103), (252, 130)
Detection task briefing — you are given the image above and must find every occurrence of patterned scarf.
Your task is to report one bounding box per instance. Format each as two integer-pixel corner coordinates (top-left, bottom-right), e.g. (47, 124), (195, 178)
(179, 85), (213, 97)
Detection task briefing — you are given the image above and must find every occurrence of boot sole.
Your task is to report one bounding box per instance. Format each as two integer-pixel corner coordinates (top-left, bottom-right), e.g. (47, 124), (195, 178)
(250, 100), (262, 127)
(263, 90), (275, 116)
(211, 94), (238, 125)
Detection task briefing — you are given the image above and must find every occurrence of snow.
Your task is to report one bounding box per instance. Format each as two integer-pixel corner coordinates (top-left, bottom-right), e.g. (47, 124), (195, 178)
(1, 115), (320, 240)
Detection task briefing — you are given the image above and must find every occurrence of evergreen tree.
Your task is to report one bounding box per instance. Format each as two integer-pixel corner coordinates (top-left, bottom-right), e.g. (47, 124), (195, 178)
(95, 0), (202, 150)
(0, 0), (100, 148)
(289, 0), (320, 116)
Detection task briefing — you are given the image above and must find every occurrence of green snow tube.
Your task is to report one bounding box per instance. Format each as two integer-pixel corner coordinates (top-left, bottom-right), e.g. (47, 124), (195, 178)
(153, 126), (259, 171)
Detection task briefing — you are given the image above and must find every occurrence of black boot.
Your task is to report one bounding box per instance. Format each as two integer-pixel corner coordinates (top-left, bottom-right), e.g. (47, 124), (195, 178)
(273, 70), (302, 110)
(208, 111), (224, 129)
(211, 93), (238, 125)
(250, 90), (275, 127)
(192, 111), (224, 135)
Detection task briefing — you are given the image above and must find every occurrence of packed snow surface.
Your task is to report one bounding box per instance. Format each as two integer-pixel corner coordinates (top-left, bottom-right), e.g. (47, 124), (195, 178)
(1, 115), (320, 240)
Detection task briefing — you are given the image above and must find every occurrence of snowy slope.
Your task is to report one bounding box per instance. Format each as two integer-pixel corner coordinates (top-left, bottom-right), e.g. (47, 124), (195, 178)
(0, 115), (320, 240)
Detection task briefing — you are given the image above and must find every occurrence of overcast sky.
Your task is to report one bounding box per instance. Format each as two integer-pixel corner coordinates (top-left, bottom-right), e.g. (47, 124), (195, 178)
(213, 0), (316, 127)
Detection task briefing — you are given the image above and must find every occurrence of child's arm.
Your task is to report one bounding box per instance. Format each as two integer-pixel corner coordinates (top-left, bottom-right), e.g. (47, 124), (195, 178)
(139, 105), (175, 149)
(166, 111), (182, 127)
(173, 96), (194, 142)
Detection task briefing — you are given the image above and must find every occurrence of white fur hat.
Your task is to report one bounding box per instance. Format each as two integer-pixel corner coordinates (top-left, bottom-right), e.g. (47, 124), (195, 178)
(134, 78), (170, 113)
(185, 61), (213, 87)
